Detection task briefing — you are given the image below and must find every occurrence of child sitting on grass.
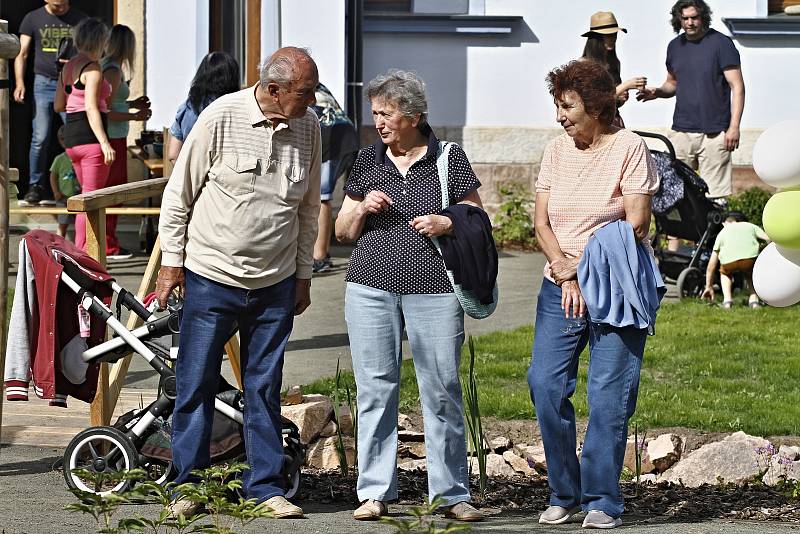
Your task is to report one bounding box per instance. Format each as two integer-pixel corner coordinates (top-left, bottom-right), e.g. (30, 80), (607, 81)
(49, 126), (81, 239)
(701, 214), (770, 309)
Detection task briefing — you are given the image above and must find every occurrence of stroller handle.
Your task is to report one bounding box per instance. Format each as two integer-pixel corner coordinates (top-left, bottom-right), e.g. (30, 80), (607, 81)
(632, 130), (676, 162)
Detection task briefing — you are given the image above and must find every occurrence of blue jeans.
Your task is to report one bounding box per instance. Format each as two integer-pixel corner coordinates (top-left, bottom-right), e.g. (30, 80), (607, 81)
(345, 282), (470, 506)
(30, 74), (61, 189)
(172, 270), (296, 502)
(527, 279), (647, 518)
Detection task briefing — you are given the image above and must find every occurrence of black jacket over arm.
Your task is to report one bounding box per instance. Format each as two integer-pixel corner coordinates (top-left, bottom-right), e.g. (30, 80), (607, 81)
(438, 204), (498, 305)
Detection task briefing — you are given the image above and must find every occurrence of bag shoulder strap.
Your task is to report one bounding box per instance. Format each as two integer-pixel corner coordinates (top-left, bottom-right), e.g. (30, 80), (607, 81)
(435, 141), (453, 210)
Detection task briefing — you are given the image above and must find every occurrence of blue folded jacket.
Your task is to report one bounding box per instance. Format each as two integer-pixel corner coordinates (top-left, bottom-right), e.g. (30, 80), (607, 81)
(578, 220), (666, 334)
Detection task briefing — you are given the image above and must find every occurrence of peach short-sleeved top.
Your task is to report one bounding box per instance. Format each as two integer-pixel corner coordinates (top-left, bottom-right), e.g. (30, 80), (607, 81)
(536, 128), (659, 279)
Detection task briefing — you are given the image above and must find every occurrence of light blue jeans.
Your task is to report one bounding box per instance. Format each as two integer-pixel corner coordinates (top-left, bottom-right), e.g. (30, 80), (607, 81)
(528, 279), (647, 518)
(345, 282), (470, 506)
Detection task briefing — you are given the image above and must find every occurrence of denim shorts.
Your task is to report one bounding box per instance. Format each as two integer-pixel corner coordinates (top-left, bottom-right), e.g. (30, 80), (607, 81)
(56, 199), (75, 225)
(320, 159), (338, 200)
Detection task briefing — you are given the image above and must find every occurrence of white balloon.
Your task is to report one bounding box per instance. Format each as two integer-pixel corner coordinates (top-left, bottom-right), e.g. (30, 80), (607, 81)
(753, 243), (800, 307)
(777, 244), (800, 264)
(752, 120), (800, 188)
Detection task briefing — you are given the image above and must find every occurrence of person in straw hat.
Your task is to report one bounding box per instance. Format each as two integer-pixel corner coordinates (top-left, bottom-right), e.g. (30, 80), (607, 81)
(580, 11), (646, 127)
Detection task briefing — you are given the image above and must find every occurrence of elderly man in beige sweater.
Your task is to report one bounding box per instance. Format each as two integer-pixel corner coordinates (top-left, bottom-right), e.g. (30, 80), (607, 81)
(155, 47), (321, 519)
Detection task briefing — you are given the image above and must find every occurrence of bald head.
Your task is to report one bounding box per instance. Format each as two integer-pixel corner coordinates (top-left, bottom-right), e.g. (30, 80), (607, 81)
(257, 47), (319, 121)
(260, 47), (318, 88)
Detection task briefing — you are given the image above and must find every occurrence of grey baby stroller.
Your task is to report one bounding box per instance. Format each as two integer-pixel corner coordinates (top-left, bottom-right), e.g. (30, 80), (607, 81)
(635, 131), (726, 298)
(57, 255), (305, 499)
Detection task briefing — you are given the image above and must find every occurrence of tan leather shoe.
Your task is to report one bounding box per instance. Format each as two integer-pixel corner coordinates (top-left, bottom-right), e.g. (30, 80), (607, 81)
(168, 499), (204, 519)
(264, 495), (304, 519)
(443, 501), (484, 522)
(353, 499), (388, 521)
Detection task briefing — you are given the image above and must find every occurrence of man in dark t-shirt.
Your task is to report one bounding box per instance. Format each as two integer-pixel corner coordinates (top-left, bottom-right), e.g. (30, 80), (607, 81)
(637, 0), (745, 201)
(13, 0), (86, 206)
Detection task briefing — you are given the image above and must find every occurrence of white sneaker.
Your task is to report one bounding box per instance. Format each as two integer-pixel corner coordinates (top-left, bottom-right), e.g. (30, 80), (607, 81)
(539, 505), (581, 524)
(582, 510), (622, 529)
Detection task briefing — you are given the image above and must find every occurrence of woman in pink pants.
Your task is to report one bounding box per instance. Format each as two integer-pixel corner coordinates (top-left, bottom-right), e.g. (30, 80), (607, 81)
(55, 18), (115, 254)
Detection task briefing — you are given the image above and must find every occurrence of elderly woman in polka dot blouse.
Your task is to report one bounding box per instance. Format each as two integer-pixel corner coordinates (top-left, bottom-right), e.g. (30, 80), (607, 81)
(335, 69), (484, 523)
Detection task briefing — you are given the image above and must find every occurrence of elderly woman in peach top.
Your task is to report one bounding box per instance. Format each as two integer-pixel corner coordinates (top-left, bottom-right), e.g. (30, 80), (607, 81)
(527, 60), (658, 529)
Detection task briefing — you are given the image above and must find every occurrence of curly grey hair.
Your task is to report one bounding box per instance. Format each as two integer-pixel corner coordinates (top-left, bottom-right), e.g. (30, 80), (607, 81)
(260, 47), (313, 87)
(74, 18), (110, 56)
(366, 69), (428, 127)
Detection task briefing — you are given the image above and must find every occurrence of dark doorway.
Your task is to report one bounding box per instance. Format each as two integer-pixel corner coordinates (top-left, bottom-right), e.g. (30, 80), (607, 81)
(1, 0), (114, 197)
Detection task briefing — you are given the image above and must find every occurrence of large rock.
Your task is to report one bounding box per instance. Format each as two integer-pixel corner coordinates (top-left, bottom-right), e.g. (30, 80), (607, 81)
(623, 437), (655, 474)
(306, 436), (356, 470)
(515, 443), (547, 471)
(663, 432), (770, 487)
(764, 446), (800, 485)
(647, 434), (682, 473)
(490, 436), (513, 453)
(281, 394), (334, 444)
(335, 406), (354, 436)
(503, 450), (536, 476)
(318, 420), (338, 438)
(471, 453), (516, 478)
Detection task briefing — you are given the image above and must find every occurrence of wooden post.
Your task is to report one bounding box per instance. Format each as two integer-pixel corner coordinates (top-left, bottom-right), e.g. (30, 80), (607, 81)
(85, 208), (111, 426)
(0, 21), (21, 448)
(107, 238), (161, 415)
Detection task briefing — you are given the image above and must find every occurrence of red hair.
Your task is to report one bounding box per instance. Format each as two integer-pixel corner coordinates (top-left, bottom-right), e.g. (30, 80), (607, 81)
(546, 60), (616, 126)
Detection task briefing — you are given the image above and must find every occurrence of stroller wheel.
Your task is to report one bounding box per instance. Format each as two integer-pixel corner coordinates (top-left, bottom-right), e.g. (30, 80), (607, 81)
(284, 468), (301, 501)
(63, 426), (138, 497)
(141, 457), (174, 486)
(677, 267), (704, 299)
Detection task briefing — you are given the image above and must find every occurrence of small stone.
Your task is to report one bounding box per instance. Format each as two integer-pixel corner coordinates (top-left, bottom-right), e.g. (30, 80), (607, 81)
(398, 413), (414, 431)
(647, 434), (682, 473)
(503, 450), (535, 476)
(398, 441), (427, 459)
(281, 385), (303, 406)
(638, 473), (659, 484)
(515, 443), (547, 470)
(490, 436), (512, 453)
(399, 430), (425, 442)
(398, 458), (427, 471)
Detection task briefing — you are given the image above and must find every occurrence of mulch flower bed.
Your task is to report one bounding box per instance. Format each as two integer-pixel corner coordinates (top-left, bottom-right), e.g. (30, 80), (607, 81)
(299, 468), (800, 522)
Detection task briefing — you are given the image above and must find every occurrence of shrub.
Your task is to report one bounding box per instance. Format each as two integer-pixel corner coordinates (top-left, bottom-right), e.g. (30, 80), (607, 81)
(492, 184), (538, 250)
(727, 187), (772, 227)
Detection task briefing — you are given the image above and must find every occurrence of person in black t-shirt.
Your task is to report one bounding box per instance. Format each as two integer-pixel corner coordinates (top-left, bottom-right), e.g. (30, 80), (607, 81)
(14, 0), (86, 206)
(637, 0), (745, 201)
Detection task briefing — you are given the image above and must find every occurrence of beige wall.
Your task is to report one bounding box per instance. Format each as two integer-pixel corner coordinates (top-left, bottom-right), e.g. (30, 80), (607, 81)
(115, 0), (146, 184)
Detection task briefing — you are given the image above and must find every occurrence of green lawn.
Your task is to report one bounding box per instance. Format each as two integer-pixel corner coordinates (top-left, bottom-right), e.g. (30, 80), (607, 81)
(305, 301), (800, 436)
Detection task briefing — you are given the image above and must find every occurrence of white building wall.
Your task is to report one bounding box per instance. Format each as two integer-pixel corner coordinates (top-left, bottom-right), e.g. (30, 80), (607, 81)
(279, 0), (347, 108)
(360, 0), (800, 165)
(145, 0), (209, 131)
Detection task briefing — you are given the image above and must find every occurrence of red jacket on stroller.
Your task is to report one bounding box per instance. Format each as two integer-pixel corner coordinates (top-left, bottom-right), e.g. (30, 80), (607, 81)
(4, 230), (112, 406)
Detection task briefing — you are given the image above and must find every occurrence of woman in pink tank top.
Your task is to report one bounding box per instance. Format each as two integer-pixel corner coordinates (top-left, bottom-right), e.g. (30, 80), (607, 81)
(55, 18), (117, 255)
